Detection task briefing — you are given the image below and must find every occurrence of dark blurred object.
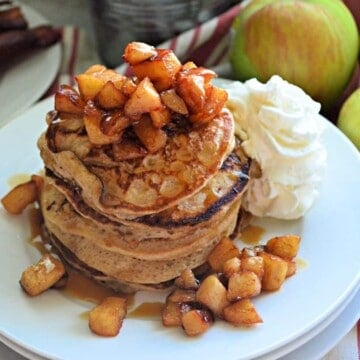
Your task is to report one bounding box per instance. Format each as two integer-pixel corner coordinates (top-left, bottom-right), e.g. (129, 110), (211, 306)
(343, 0), (360, 32)
(0, 6), (28, 32)
(0, 1), (13, 6)
(88, 0), (240, 68)
(326, 63), (360, 124)
(0, 25), (61, 64)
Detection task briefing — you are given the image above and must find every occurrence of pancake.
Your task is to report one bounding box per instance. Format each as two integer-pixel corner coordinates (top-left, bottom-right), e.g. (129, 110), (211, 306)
(38, 108), (235, 219)
(36, 49), (250, 293)
(42, 181), (243, 290)
(44, 228), (175, 294)
(41, 146), (250, 260)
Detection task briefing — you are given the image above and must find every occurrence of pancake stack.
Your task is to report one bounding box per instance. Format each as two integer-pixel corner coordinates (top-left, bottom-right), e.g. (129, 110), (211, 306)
(37, 43), (250, 292)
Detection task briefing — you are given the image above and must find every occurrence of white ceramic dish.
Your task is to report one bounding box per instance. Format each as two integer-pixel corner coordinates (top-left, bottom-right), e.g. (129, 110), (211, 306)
(1, 286), (358, 360)
(0, 97), (359, 360)
(260, 283), (360, 360)
(280, 287), (360, 360)
(0, 4), (61, 128)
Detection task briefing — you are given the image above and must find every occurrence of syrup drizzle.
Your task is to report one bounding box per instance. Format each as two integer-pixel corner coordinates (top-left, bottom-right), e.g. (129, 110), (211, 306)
(128, 302), (164, 319)
(240, 224), (265, 245)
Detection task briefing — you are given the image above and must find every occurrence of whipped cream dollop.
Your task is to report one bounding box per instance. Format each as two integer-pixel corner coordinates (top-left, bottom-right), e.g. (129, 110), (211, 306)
(225, 75), (327, 219)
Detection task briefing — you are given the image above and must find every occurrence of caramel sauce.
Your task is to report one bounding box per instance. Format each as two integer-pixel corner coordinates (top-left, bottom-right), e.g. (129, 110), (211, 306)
(128, 302), (164, 319)
(27, 206), (43, 238)
(29, 236), (49, 255)
(240, 225), (265, 245)
(61, 267), (134, 306)
(7, 173), (31, 187)
(27, 206), (49, 255)
(79, 310), (90, 320)
(296, 258), (308, 270)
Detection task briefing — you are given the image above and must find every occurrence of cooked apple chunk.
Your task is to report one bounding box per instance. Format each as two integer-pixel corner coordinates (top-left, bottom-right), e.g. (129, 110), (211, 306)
(76, 65), (126, 101)
(189, 85), (228, 125)
(20, 254), (66, 296)
(222, 257), (242, 278)
(131, 48), (182, 91)
(227, 271), (261, 302)
(162, 301), (191, 327)
(1, 179), (38, 215)
(181, 61), (197, 71)
(259, 252), (288, 291)
(285, 260), (297, 278)
(84, 64), (107, 75)
(223, 299), (263, 326)
(124, 77), (163, 119)
(181, 309), (213, 337)
(100, 110), (132, 136)
(167, 288), (197, 303)
(123, 41), (157, 65)
(150, 106), (171, 128)
(96, 81), (127, 109)
(84, 65), (126, 85)
(120, 77), (137, 96)
(176, 72), (206, 114)
(133, 116), (167, 153)
(160, 89), (188, 115)
(265, 234), (301, 260)
(196, 274), (229, 318)
(55, 85), (85, 115)
(89, 297), (127, 337)
(240, 256), (264, 280)
(76, 74), (106, 101)
(174, 268), (199, 290)
(207, 236), (240, 272)
(84, 102), (122, 145)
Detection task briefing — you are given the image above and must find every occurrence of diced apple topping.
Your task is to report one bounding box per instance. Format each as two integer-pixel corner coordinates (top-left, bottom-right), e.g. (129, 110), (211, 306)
(54, 85), (85, 115)
(160, 89), (188, 115)
(124, 77), (163, 119)
(161, 233), (301, 337)
(83, 101), (123, 145)
(123, 42), (157, 65)
(96, 81), (127, 109)
(53, 41), (228, 154)
(131, 48), (182, 92)
(133, 116), (167, 153)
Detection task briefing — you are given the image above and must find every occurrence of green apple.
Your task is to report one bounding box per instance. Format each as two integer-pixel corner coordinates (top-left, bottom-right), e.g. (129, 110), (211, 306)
(229, 0), (359, 110)
(337, 88), (360, 149)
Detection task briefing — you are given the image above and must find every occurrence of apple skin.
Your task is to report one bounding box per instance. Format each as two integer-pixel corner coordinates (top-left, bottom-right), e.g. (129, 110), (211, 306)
(337, 88), (360, 150)
(229, 0), (359, 110)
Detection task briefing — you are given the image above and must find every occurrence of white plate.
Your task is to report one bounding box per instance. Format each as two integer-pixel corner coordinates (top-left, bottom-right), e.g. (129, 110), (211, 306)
(1, 284), (358, 360)
(261, 282), (360, 360)
(1, 285), (358, 360)
(0, 97), (359, 360)
(0, 3), (61, 128)
(280, 287), (360, 360)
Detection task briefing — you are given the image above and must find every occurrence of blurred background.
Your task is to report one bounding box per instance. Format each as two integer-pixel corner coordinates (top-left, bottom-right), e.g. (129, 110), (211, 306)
(20, 0), (240, 67)
(21, 0), (94, 39)
(13, 0), (360, 147)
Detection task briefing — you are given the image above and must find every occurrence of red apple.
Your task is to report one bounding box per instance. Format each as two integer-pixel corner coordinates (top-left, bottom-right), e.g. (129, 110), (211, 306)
(229, 0), (359, 110)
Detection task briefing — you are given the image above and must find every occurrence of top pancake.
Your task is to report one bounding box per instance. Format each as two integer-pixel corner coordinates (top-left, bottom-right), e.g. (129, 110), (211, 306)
(38, 108), (235, 218)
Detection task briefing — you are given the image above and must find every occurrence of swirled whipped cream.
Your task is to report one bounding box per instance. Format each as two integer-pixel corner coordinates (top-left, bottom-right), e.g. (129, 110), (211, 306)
(224, 75), (327, 219)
